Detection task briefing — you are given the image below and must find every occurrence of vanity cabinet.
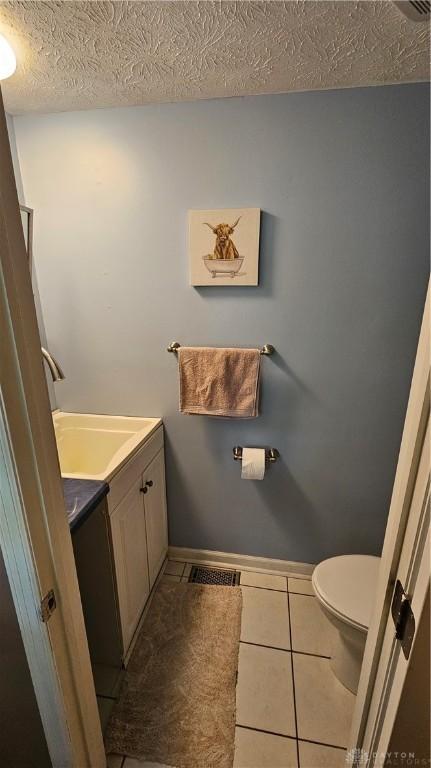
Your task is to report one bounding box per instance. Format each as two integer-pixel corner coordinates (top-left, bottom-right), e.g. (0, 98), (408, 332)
(93, 425), (168, 659)
(109, 442), (168, 652)
(143, 449), (168, 589)
(107, 425), (168, 656)
(71, 422), (168, 701)
(109, 478), (151, 654)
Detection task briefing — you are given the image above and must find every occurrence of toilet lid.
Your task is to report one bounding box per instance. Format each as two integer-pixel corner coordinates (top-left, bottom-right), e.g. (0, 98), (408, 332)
(312, 555), (380, 630)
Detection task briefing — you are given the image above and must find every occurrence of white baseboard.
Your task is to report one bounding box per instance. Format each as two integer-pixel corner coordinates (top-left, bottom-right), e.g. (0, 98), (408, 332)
(168, 546), (314, 579)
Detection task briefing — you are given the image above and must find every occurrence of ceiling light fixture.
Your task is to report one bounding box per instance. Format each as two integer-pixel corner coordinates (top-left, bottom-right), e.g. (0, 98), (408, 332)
(0, 34), (16, 80)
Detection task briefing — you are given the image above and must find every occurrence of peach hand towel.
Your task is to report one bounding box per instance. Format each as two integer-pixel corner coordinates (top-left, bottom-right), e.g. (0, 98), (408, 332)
(178, 346), (261, 418)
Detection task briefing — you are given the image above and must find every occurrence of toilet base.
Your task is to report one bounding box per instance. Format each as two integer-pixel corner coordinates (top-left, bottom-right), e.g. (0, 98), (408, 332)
(330, 630), (365, 694)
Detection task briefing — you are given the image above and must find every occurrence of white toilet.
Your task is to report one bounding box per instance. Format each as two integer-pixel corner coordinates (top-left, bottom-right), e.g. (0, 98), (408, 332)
(312, 554), (380, 694)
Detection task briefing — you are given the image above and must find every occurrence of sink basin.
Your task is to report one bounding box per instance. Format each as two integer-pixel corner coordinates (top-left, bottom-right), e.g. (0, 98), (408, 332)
(53, 412), (161, 481)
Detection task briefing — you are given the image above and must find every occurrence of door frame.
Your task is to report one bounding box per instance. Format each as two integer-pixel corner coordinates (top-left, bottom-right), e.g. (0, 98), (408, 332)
(0, 93), (105, 767)
(1, 86), (429, 765)
(348, 283), (430, 764)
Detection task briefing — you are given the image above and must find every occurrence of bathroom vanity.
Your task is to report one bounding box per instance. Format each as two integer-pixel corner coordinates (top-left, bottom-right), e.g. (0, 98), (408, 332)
(106, 423), (168, 653)
(58, 413), (168, 669)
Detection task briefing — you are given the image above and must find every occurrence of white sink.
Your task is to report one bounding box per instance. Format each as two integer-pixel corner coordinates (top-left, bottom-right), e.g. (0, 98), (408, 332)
(53, 411), (161, 481)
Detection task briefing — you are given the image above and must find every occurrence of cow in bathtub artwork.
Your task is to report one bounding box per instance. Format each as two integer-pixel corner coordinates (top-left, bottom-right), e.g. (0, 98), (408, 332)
(189, 208), (260, 286)
(203, 217), (243, 277)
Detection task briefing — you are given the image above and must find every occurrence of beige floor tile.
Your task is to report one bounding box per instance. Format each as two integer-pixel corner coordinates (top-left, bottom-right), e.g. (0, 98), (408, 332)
(164, 560), (184, 576)
(288, 577), (314, 596)
(293, 654), (355, 747)
(241, 587), (290, 649)
(161, 574), (181, 583)
(182, 563), (192, 578)
(290, 594), (335, 657)
(236, 643), (296, 737)
(240, 571), (287, 591)
(299, 741), (347, 767)
(234, 727), (298, 767)
(106, 755), (123, 768)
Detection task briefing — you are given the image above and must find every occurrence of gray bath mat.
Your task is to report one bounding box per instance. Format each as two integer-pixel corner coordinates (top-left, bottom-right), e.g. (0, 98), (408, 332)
(105, 581), (242, 768)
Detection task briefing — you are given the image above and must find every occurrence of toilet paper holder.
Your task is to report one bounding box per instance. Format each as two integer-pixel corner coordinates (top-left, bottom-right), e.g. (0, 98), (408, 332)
(233, 446), (280, 464)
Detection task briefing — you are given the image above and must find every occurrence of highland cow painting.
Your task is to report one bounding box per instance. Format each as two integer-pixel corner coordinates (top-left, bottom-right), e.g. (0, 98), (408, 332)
(189, 208), (260, 286)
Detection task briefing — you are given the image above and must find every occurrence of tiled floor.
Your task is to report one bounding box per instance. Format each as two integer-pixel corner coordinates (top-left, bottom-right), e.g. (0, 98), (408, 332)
(107, 561), (355, 768)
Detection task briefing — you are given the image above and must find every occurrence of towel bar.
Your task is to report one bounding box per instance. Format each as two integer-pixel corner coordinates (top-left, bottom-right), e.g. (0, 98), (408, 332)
(167, 341), (275, 356)
(233, 446), (280, 463)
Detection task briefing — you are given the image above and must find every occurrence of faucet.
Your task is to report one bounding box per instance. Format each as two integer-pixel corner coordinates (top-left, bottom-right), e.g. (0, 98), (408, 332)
(41, 346), (65, 382)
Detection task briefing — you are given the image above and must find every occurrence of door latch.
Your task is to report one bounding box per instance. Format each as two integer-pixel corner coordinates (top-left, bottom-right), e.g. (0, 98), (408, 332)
(391, 580), (415, 660)
(40, 589), (57, 622)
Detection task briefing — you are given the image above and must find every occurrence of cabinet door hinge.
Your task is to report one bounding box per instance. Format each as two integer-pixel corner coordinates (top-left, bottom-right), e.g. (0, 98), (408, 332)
(391, 579), (415, 660)
(40, 589), (57, 622)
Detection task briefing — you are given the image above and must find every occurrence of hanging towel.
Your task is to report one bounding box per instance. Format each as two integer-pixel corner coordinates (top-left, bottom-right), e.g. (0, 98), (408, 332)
(178, 346), (261, 418)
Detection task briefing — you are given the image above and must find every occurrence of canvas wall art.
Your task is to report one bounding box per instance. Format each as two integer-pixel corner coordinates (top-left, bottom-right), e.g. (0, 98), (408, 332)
(189, 208), (260, 286)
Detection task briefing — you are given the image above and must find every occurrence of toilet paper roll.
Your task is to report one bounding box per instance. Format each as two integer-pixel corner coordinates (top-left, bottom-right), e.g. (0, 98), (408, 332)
(241, 448), (266, 480)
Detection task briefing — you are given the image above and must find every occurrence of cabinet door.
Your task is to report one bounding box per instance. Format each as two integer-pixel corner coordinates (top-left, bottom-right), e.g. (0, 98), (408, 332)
(109, 478), (150, 654)
(143, 448), (168, 589)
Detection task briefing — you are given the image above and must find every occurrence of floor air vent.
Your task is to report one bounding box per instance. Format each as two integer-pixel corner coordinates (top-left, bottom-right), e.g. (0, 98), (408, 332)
(189, 565), (240, 586)
(394, 1), (431, 21)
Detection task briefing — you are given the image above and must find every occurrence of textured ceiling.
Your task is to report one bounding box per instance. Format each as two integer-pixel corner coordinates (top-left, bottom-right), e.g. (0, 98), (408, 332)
(0, 1), (429, 115)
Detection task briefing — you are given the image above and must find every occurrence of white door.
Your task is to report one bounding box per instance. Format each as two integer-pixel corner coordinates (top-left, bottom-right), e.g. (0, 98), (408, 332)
(348, 284), (430, 766)
(143, 449), (168, 588)
(110, 478), (150, 654)
(358, 420), (429, 764)
(0, 98), (105, 767)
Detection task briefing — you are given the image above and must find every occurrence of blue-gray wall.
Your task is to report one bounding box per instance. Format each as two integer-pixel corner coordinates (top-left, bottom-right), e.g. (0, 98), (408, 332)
(13, 83), (429, 564)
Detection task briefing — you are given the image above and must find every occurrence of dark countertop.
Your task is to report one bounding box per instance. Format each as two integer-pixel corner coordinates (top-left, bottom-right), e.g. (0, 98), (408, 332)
(63, 478), (109, 533)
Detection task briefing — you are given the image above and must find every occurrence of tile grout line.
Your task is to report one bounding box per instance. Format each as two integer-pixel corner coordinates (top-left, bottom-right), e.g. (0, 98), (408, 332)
(178, 563), (313, 591)
(241, 583), (288, 593)
(238, 583), (313, 595)
(235, 724), (348, 752)
(235, 723), (296, 741)
(239, 639), (331, 660)
(293, 648), (330, 660)
(171, 563), (313, 583)
(240, 640), (290, 652)
(171, 562), (313, 579)
(286, 580), (301, 768)
(298, 736), (348, 752)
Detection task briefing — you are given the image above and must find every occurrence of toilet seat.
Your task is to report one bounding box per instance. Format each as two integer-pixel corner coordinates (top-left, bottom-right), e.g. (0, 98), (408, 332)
(312, 555), (380, 632)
